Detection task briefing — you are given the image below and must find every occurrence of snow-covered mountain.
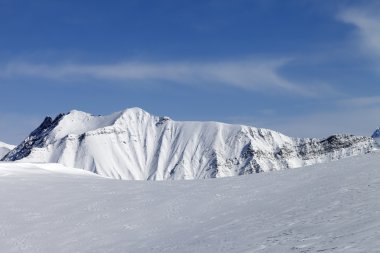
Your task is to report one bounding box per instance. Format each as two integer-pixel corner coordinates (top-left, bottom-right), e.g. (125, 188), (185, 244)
(372, 127), (380, 144)
(2, 108), (377, 180)
(0, 141), (15, 159)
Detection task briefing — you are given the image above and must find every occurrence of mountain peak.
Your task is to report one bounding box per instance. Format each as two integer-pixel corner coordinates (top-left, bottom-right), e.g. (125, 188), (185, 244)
(41, 108), (161, 140)
(120, 107), (149, 115)
(0, 141), (15, 149)
(116, 107), (152, 120)
(67, 109), (92, 117)
(372, 127), (380, 139)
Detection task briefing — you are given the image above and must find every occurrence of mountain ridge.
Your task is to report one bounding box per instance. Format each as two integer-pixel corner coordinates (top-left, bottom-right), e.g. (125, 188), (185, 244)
(2, 107), (377, 180)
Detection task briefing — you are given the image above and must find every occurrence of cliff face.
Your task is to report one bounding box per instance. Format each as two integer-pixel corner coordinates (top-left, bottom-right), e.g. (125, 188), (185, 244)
(3, 108), (377, 180)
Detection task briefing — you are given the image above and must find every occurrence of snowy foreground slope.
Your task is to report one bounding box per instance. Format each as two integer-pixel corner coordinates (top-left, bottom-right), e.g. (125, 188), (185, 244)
(0, 152), (379, 252)
(0, 141), (15, 159)
(2, 108), (376, 180)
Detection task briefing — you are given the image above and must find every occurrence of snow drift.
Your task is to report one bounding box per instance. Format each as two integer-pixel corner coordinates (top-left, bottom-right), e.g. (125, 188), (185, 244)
(2, 108), (377, 180)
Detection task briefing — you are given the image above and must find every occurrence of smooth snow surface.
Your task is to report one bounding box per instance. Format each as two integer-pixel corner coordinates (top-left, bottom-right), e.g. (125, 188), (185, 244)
(3, 108), (376, 180)
(0, 152), (379, 252)
(0, 141), (15, 159)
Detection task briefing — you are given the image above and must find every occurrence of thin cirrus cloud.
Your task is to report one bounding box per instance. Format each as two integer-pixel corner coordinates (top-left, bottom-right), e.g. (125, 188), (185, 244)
(338, 96), (380, 107)
(338, 4), (380, 58)
(0, 59), (328, 96)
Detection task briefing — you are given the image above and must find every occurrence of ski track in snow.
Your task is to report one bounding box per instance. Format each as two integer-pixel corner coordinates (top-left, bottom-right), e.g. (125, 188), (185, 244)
(0, 152), (379, 252)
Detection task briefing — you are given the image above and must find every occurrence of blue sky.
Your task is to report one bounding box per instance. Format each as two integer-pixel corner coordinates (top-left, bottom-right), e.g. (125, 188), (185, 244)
(0, 0), (379, 144)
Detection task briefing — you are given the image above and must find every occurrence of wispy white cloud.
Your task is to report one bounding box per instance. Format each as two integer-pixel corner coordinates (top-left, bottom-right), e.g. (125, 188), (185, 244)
(338, 96), (380, 107)
(0, 59), (331, 96)
(338, 4), (380, 58)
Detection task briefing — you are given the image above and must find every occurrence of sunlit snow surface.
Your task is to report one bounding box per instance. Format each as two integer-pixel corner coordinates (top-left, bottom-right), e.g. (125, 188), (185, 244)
(0, 152), (379, 252)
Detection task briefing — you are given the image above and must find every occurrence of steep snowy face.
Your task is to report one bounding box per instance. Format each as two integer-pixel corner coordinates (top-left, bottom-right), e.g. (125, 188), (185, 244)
(372, 127), (380, 144)
(2, 108), (377, 180)
(0, 141), (15, 159)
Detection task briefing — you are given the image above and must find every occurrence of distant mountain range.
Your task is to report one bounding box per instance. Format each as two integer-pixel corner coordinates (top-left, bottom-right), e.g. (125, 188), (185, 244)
(2, 108), (378, 180)
(0, 141), (15, 160)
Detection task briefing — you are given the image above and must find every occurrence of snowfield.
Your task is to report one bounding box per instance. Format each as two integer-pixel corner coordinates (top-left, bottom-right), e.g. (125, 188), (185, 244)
(0, 151), (379, 252)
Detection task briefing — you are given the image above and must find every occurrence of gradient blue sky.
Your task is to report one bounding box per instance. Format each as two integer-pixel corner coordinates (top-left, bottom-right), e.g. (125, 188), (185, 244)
(0, 0), (379, 144)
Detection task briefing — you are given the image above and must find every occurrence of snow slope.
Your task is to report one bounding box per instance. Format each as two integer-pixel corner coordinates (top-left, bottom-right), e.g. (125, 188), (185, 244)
(0, 141), (15, 159)
(0, 151), (379, 252)
(3, 108), (377, 180)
